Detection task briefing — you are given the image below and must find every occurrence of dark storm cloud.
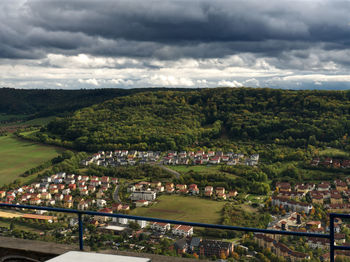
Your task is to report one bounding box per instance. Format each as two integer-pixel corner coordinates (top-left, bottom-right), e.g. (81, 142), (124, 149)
(1, 0), (350, 64)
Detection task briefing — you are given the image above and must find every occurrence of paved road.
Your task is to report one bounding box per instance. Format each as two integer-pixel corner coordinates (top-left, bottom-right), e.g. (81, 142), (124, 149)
(113, 185), (121, 203)
(157, 164), (181, 179)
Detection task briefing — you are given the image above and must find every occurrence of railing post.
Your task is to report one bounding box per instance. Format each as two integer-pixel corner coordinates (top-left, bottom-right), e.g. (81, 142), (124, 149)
(330, 214), (335, 262)
(78, 213), (84, 251)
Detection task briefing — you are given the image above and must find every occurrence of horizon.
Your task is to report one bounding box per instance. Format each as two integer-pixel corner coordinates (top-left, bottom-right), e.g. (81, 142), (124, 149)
(1, 1), (350, 90)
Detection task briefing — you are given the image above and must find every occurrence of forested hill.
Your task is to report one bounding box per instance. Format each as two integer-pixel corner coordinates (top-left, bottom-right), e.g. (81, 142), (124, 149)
(40, 88), (350, 151)
(0, 87), (190, 117)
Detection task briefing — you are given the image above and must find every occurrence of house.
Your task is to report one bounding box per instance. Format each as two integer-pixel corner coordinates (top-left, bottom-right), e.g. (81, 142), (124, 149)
(271, 196), (313, 214)
(94, 208), (113, 223)
(188, 184), (199, 195)
(172, 225), (193, 237)
(209, 157), (220, 164)
(228, 190), (238, 198)
(166, 183), (175, 193)
(311, 194), (324, 205)
(87, 185), (96, 193)
(96, 190), (105, 199)
(29, 197), (41, 205)
(215, 187), (225, 195)
(276, 182), (291, 192)
(318, 182), (331, 191)
(306, 221), (322, 230)
(111, 203), (123, 211)
(135, 200), (149, 207)
(176, 184), (187, 191)
(130, 191), (156, 201)
(174, 238), (188, 254)
(111, 178), (118, 184)
(63, 195), (72, 202)
(41, 192), (52, 200)
(96, 199), (107, 208)
(62, 189), (71, 195)
(80, 189), (88, 196)
(335, 180), (348, 191)
(199, 240), (234, 258)
(217, 192), (227, 200)
(77, 200), (89, 210)
(54, 194), (64, 201)
(204, 186), (213, 197)
(64, 200), (73, 208)
(331, 193), (343, 204)
(151, 222), (171, 233)
(68, 184), (76, 191)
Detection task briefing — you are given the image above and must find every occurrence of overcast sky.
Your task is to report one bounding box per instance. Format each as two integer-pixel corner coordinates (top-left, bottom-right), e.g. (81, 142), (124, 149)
(1, 0), (350, 90)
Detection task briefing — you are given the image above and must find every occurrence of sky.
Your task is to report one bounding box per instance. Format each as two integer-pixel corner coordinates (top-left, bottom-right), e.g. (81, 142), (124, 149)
(1, 0), (350, 90)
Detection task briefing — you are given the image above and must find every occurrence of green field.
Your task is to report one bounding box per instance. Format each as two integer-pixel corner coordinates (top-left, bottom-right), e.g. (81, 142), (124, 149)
(130, 195), (225, 224)
(167, 164), (238, 178)
(318, 147), (349, 158)
(0, 135), (64, 185)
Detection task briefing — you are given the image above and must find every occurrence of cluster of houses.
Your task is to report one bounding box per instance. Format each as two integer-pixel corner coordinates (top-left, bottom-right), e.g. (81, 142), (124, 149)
(162, 151), (259, 166)
(274, 179), (350, 213)
(127, 181), (238, 202)
(255, 233), (310, 261)
(174, 237), (234, 258)
(82, 150), (161, 167)
(81, 150), (260, 167)
(259, 211), (347, 260)
(0, 172), (122, 212)
(311, 157), (350, 169)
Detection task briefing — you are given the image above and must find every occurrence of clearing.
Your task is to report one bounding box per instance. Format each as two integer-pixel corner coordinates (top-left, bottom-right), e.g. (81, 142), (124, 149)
(130, 194), (225, 224)
(0, 135), (64, 186)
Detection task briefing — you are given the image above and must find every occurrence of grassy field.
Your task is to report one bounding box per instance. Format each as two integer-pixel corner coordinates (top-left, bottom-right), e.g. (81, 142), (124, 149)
(130, 195), (225, 224)
(318, 147), (350, 158)
(167, 164), (238, 178)
(0, 135), (64, 186)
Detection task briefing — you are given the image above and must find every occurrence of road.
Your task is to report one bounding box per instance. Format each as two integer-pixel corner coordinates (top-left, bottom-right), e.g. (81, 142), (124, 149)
(157, 164), (181, 179)
(113, 185), (121, 203)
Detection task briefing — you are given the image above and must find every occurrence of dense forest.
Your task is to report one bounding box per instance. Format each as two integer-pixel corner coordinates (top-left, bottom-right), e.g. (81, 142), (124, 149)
(37, 87), (350, 151)
(0, 87), (191, 118)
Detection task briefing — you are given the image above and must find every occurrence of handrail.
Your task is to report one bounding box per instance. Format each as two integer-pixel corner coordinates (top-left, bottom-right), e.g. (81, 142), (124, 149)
(0, 203), (346, 261)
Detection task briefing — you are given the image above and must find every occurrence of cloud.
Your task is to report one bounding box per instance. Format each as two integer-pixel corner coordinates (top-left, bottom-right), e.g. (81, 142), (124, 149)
(78, 78), (99, 86)
(1, 0), (350, 90)
(218, 80), (243, 88)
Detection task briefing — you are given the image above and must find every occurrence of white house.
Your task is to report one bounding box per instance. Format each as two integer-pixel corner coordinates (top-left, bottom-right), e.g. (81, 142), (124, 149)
(130, 191), (156, 201)
(172, 225), (194, 237)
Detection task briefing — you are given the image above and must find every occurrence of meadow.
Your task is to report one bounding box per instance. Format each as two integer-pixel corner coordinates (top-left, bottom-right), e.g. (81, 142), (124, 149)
(130, 194), (225, 224)
(0, 135), (63, 186)
(167, 165), (238, 178)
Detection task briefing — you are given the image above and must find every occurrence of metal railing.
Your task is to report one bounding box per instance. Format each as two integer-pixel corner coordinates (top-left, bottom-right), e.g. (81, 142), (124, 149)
(0, 203), (348, 261)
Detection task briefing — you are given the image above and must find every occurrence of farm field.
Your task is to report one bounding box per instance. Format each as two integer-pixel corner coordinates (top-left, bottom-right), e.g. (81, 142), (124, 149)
(0, 135), (64, 186)
(130, 195), (225, 224)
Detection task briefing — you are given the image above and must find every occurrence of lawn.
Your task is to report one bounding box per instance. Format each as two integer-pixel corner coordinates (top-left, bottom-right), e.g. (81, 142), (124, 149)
(130, 195), (225, 224)
(0, 135), (64, 186)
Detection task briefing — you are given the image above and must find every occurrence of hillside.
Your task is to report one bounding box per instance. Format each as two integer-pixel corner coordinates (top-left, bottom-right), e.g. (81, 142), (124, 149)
(0, 87), (192, 120)
(37, 87), (350, 151)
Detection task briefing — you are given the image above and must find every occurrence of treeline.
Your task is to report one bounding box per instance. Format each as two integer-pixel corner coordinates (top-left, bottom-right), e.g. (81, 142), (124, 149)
(37, 87), (350, 151)
(0, 87), (191, 118)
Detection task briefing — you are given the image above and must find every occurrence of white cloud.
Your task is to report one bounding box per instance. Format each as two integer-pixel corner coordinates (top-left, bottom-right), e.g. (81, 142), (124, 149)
(150, 74), (194, 87)
(78, 78), (99, 86)
(218, 80), (243, 87)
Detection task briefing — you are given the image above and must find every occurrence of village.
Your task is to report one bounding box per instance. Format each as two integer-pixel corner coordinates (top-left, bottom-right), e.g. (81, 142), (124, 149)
(2, 151), (350, 260)
(82, 150), (260, 167)
(0, 170), (243, 259)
